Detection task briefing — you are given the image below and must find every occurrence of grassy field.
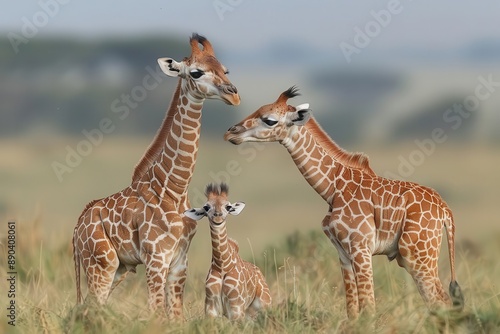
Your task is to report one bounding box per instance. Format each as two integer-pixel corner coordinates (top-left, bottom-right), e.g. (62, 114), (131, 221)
(1, 136), (500, 333)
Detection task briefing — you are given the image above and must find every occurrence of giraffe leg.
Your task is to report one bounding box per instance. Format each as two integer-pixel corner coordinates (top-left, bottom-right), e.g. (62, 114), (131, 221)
(339, 257), (360, 318)
(247, 272), (272, 318)
(165, 256), (188, 320)
(205, 287), (223, 318)
(205, 271), (223, 317)
(402, 261), (449, 308)
(398, 225), (450, 309)
(221, 276), (246, 320)
(351, 248), (376, 315)
(225, 297), (246, 320)
(143, 254), (169, 316)
(83, 235), (120, 305)
(255, 277), (272, 309)
(324, 219), (361, 318)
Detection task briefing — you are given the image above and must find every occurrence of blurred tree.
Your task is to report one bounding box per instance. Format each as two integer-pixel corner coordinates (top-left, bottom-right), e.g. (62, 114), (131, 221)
(0, 35), (186, 137)
(391, 96), (477, 142)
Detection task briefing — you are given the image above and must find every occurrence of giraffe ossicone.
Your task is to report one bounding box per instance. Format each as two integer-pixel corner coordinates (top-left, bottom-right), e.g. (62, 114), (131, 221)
(224, 86), (464, 319)
(73, 33), (240, 319)
(185, 183), (272, 320)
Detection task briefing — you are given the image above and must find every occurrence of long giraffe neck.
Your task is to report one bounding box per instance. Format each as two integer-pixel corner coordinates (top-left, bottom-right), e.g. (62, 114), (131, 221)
(133, 80), (182, 182)
(145, 80), (204, 201)
(281, 119), (346, 204)
(209, 223), (236, 273)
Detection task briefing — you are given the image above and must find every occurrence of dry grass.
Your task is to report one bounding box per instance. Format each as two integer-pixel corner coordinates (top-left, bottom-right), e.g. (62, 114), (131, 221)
(1, 220), (499, 333)
(1, 136), (499, 333)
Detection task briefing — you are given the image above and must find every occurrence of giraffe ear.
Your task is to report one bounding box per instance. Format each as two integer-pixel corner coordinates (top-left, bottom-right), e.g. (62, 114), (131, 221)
(184, 208), (206, 221)
(158, 57), (184, 77)
(227, 202), (245, 216)
(290, 103), (311, 126)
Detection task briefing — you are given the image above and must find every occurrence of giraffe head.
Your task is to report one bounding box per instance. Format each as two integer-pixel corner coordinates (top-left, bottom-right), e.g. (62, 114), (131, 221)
(224, 86), (311, 144)
(184, 183), (245, 225)
(158, 33), (240, 105)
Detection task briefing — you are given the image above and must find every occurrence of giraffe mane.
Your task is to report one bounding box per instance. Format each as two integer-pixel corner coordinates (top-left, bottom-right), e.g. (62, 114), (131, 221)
(132, 80), (182, 182)
(205, 182), (229, 197)
(305, 117), (376, 176)
(77, 198), (103, 221)
(276, 86), (374, 175)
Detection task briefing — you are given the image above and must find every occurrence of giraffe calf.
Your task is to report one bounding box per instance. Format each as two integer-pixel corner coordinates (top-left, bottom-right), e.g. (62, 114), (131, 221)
(185, 183), (271, 320)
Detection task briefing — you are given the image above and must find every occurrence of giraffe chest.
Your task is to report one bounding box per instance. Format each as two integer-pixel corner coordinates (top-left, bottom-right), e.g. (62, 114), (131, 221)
(99, 190), (197, 265)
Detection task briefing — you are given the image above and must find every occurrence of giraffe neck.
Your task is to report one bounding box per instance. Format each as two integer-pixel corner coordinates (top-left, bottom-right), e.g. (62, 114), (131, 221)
(146, 81), (204, 201)
(281, 121), (344, 204)
(133, 80), (182, 182)
(209, 223), (235, 273)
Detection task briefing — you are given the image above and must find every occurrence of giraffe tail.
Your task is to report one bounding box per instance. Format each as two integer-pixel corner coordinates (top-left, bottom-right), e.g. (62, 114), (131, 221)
(73, 227), (82, 305)
(444, 207), (464, 310)
(73, 198), (103, 305)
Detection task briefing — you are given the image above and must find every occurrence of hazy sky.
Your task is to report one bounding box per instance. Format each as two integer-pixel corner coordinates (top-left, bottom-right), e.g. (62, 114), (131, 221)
(2, 0), (500, 56)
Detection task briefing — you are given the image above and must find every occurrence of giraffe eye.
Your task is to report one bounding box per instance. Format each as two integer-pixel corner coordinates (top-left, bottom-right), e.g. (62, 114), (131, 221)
(262, 117), (278, 127)
(203, 205), (211, 212)
(190, 69), (205, 79)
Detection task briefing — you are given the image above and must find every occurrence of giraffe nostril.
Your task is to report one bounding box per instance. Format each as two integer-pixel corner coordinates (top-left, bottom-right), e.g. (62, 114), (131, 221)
(228, 85), (238, 94)
(222, 84), (238, 95)
(227, 125), (244, 134)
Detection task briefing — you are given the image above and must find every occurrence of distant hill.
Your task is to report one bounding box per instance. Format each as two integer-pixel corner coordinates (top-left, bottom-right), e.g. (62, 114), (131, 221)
(1, 36), (499, 144)
(0, 35), (189, 136)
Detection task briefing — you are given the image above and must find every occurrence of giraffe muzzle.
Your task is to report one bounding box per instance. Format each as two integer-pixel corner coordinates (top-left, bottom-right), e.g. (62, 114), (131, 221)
(210, 213), (225, 225)
(219, 84), (240, 105)
(224, 126), (245, 145)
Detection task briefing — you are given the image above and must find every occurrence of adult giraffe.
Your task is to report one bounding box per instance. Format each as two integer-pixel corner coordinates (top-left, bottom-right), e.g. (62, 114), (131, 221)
(224, 86), (463, 318)
(73, 33), (240, 319)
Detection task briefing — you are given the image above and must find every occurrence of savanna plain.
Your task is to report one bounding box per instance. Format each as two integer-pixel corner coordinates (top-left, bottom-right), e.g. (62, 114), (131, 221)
(1, 135), (499, 333)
